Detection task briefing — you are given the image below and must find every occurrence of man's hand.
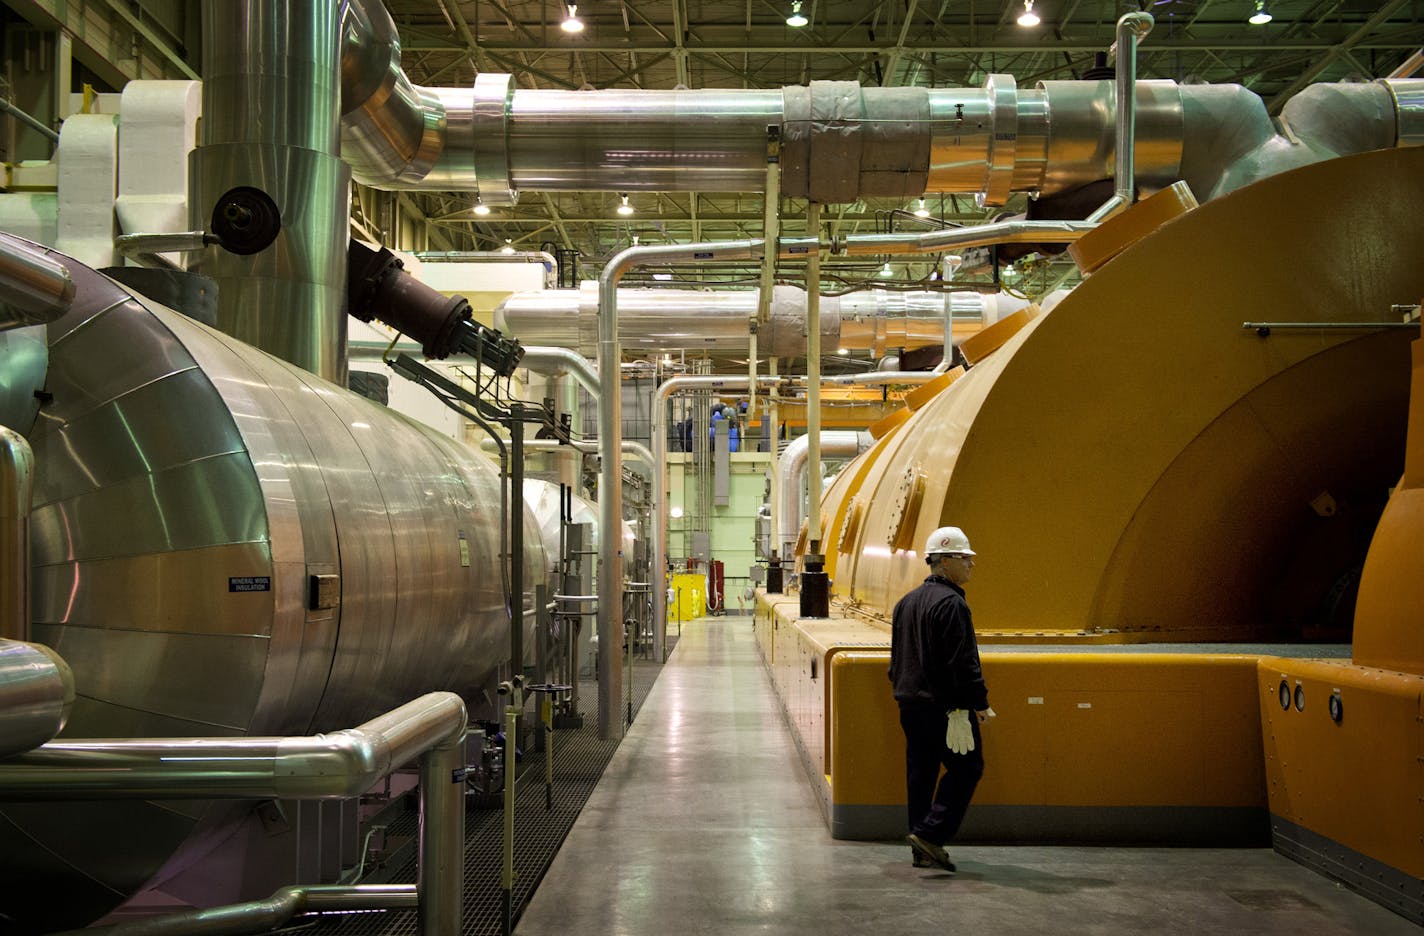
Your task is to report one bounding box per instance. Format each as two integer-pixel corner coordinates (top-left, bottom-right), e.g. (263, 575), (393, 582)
(976, 707), (996, 724)
(945, 709), (975, 754)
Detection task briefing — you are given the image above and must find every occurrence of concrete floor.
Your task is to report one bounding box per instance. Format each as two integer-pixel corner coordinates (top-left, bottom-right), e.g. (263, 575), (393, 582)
(516, 615), (1417, 936)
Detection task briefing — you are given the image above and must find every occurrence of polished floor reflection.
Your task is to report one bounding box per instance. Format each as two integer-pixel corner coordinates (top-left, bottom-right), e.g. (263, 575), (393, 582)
(516, 615), (1416, 935)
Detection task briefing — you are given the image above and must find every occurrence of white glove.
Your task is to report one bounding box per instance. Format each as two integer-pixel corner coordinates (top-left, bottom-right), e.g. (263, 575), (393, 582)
(945, 709), (975, 755)
(977, 707), (997, 724)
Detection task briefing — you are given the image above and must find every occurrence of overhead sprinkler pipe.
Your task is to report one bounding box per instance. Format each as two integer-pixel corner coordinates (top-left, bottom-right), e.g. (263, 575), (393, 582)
(1088, 12), (1156, 223)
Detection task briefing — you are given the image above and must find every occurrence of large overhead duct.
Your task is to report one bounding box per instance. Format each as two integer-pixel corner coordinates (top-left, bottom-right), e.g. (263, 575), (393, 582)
(336, 1), (1423, 207)
(0, 233), (545, 931)
(496, 285), (1028, 357)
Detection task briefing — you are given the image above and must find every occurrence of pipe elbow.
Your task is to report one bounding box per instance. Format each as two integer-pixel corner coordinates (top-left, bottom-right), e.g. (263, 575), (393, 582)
(1119, 11), (1154, 37)
(274, 731), (385, 799)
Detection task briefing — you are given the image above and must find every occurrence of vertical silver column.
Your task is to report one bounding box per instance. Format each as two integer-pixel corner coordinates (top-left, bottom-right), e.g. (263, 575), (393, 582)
(0, 426), (32, 643)
(191, 0), (352, 382)
(804, 204), (823, 558)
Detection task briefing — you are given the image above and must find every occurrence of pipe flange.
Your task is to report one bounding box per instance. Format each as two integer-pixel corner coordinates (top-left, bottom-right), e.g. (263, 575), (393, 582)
(472, 73), (518, 206)
(1380, 78), (1424, 146)
(978, 74), (1018, 208)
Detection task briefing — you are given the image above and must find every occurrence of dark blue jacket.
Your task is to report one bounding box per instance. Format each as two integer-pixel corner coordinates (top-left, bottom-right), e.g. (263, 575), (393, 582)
(889, 574), (989, 711)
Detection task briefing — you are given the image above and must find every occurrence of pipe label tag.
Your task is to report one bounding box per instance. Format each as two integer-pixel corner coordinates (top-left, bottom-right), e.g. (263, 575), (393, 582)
(228, 576), (271, 593)
(458, 531), (471, 567)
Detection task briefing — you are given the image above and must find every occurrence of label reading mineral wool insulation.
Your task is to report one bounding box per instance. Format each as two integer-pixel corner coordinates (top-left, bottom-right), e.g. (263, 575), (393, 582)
(229, 576), (271, 592)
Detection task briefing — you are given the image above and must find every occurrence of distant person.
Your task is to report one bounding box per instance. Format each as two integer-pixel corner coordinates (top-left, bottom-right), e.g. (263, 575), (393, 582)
(888, 526), (995, 873)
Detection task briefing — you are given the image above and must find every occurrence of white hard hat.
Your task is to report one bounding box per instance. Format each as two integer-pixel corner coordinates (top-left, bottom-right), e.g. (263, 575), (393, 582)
(925, 526), (975, 557)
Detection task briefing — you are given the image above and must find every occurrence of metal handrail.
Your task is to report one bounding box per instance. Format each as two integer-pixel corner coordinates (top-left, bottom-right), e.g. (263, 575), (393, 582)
(0, 692), (468, 936)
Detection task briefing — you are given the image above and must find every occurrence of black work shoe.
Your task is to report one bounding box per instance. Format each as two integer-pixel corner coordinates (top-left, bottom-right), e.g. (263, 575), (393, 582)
(908, 833), (956, 873)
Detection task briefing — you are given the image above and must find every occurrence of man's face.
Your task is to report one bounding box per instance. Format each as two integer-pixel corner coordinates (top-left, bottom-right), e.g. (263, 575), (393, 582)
(936, 553), (974, 586)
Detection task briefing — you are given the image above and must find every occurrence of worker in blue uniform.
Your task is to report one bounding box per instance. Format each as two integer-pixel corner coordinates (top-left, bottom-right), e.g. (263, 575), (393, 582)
(889, 526), (995, 872)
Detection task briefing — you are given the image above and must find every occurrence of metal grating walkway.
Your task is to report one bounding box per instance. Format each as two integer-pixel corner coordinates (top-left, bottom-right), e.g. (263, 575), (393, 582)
(308, 639), (676, 936)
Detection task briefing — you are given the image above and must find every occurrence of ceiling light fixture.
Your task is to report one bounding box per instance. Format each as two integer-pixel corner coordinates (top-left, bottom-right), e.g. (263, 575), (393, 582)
(880, 261), (894, 277)
(1017, 0), (1040, 27)
(786, 2), (808, 28)
(472, 197), (490, 216)
(561, 3), (585, 33)
(914, 198), (930, 218)
(617, 194), (635, 216)
(1247, 1), (1272, 25)
(500, 239), (515, 255)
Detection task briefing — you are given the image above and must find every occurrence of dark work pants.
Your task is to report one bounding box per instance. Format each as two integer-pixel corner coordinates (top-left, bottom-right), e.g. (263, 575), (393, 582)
(898, 702), (984, 846)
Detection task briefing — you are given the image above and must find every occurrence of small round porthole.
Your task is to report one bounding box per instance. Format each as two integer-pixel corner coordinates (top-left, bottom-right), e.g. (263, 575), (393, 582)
(1293, 683), (1305, 712)
(1328, 691), (1344, 724)
(1278, 679), (1291, 711)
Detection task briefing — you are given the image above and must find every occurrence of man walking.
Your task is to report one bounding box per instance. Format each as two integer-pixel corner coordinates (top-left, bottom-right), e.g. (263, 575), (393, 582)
(889, 526), (994, 872)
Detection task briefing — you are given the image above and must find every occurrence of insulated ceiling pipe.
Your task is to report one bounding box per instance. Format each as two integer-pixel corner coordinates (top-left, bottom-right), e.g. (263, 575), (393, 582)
(496, 286), (1013, 357)
(336, 3), (1424, 209)
(778, 431), (874, 561)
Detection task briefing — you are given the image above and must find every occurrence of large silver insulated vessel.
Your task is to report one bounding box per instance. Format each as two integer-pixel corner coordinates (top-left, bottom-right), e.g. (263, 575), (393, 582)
(0, 234), (537, 931)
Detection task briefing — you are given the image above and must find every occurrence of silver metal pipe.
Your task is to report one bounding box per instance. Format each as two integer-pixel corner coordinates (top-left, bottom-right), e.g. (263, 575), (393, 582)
(1389, 50), (1424, 79)
(599, 238), (816, 731)
(334, 10), (1419, 207)
(0, 640), (74, 759)
(0, 691), (466, 799)
(338, 0), (443, 188)
(112, 231), (210, 270)
(192, 0), (350, 382)
(821, 371), (940, 386)
(52, 885), (418, 936)
(0, 96), (58, 143)
(415, 250), (559, 270)
(651, 375), (787, 661)
(480, 436), (655, 468)
(0, 426), (31, 641)
(805, 204), (823, 557)
(521, 346), (600, 399)
(1087, 12), (1156, 223)
(838, 220), (1097, 256)
(0, 239), (75, 331)
(497, 285), (984, 358)
(777, 431), (873, 561)
(418, 702), (466, 936)
(0, 692), (465, 930)
(753, 136), (782, 424)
